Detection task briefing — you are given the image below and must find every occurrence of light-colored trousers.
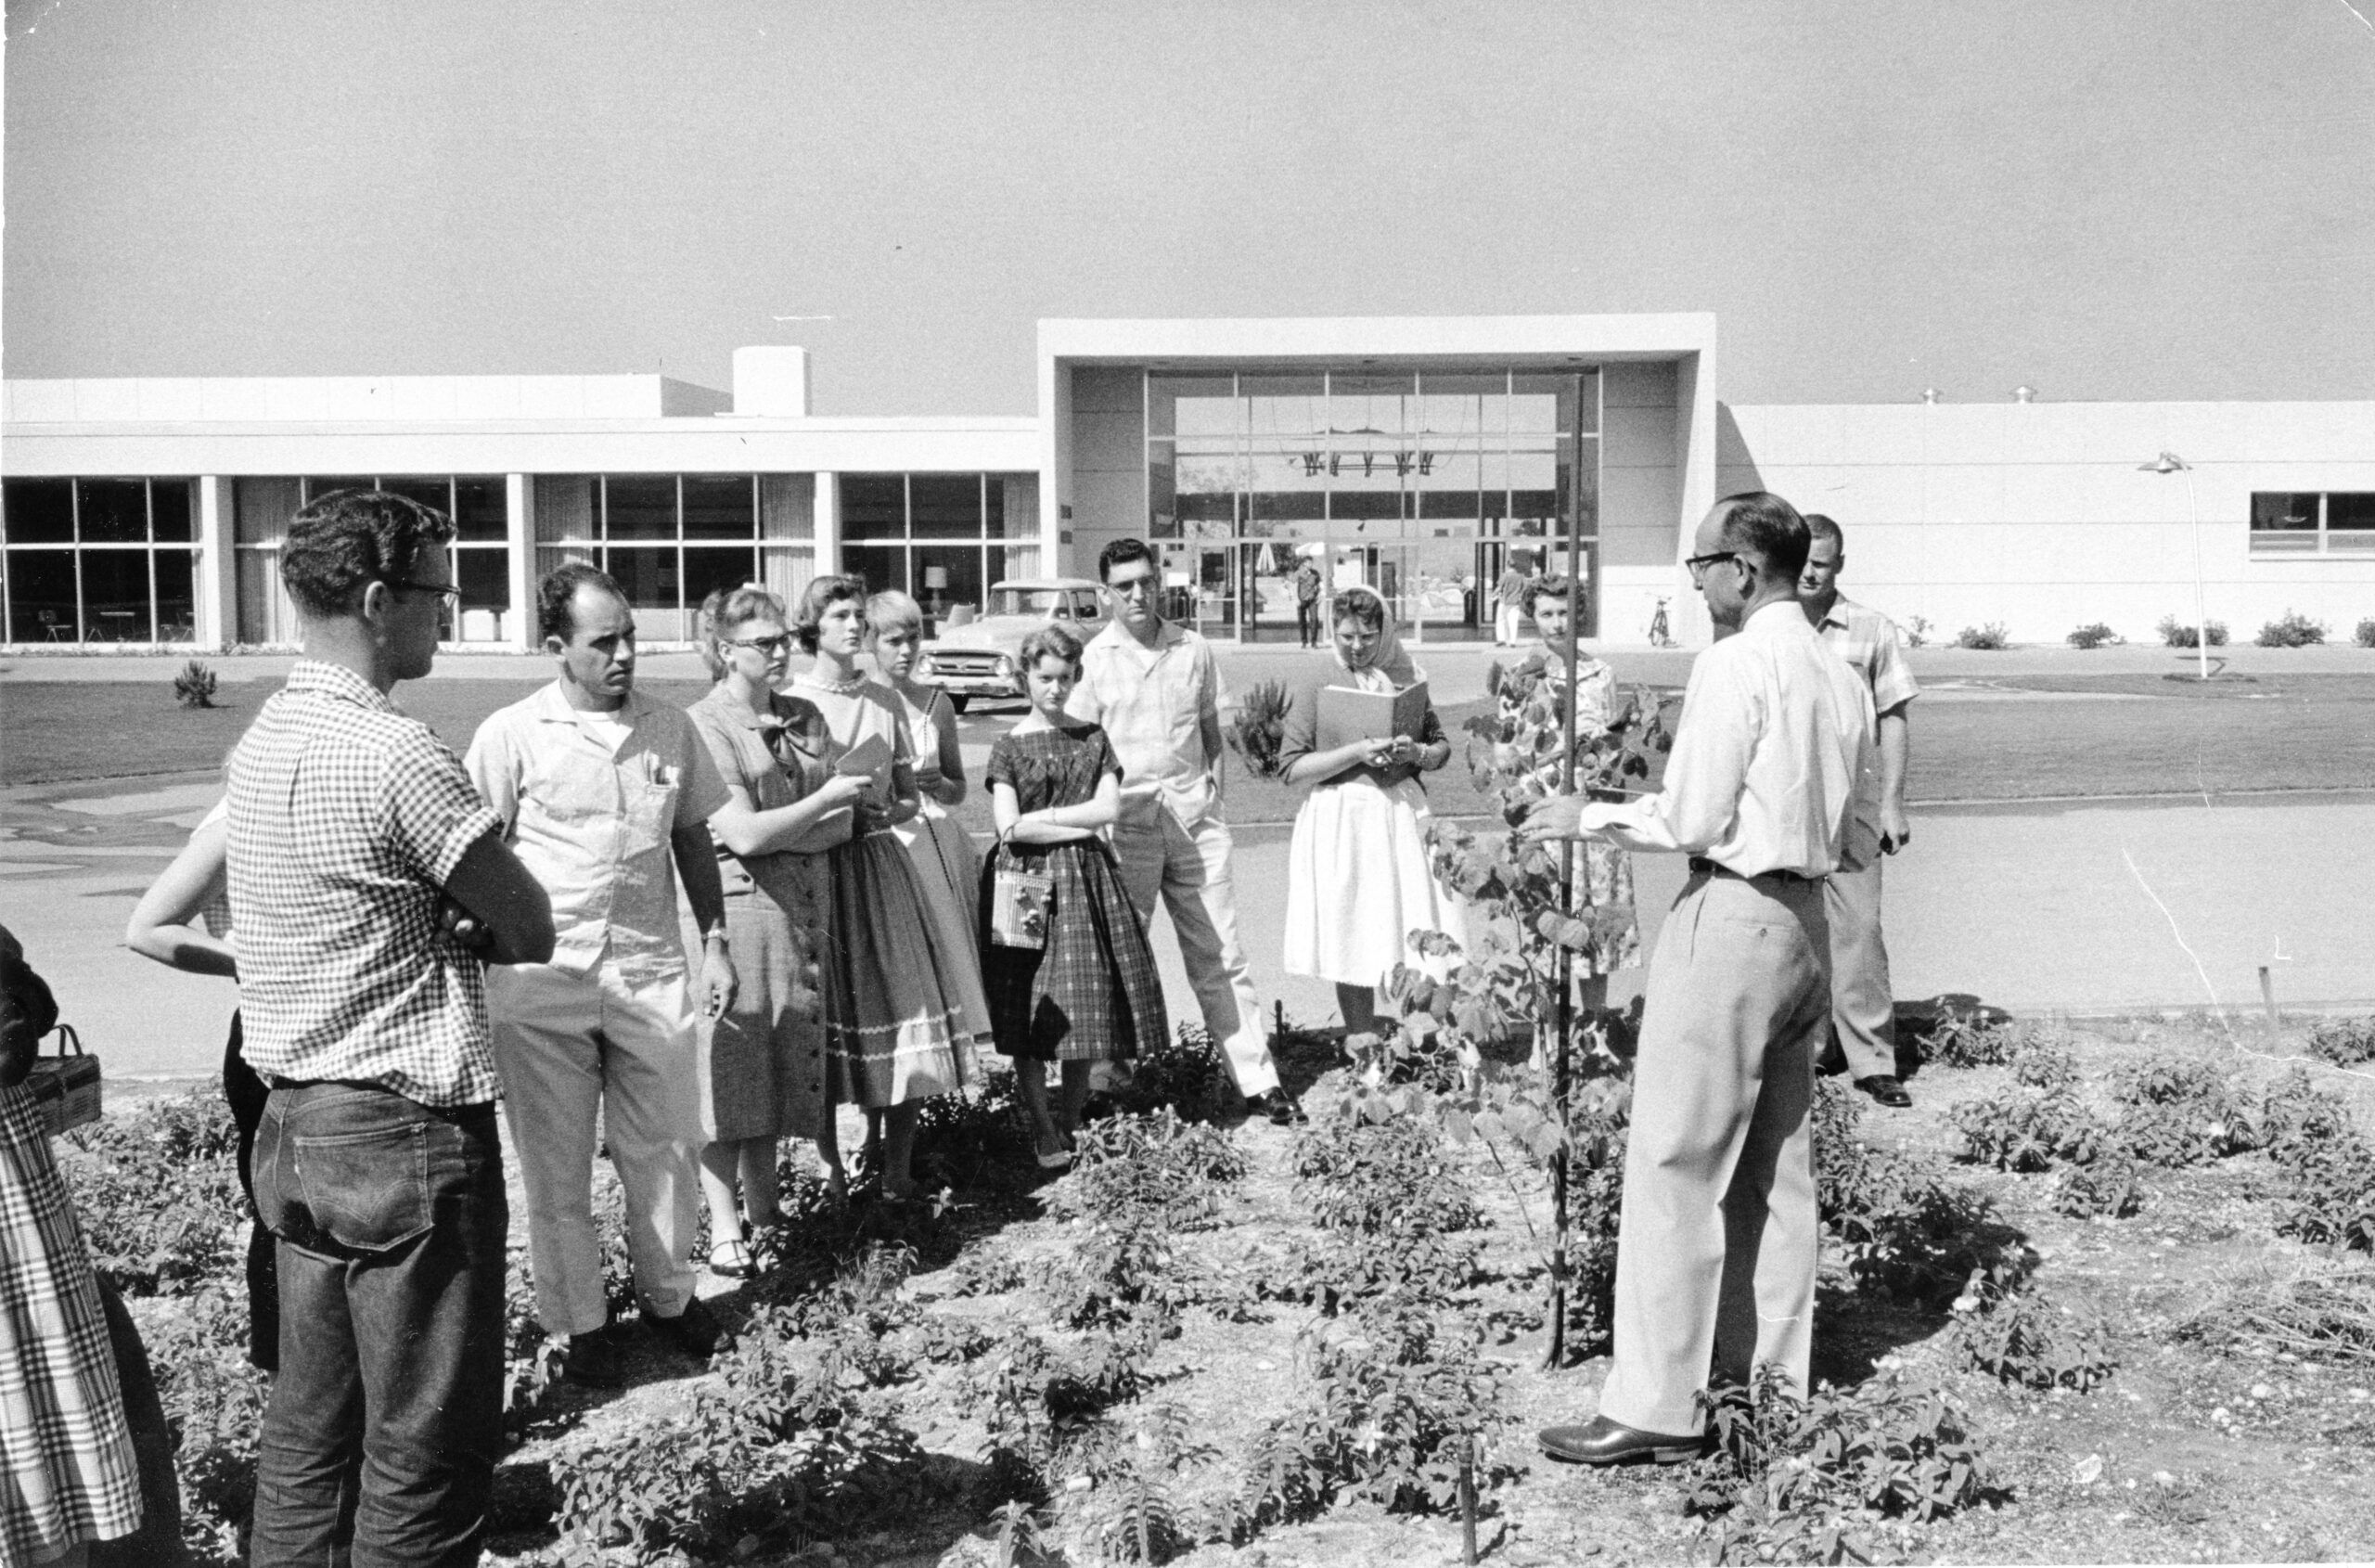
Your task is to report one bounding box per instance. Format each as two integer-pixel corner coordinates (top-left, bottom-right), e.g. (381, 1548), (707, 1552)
(1496, 601), (1524, 644)
(1821, 854), (1896, 1082)
(487, 961), (700, 1336)
(1598, 868), (1829, 1435)
(1111, 803), (1280, 1097)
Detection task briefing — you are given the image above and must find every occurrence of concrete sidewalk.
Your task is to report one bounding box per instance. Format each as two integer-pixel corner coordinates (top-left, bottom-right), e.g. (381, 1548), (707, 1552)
(7, 769), (2369, 1084)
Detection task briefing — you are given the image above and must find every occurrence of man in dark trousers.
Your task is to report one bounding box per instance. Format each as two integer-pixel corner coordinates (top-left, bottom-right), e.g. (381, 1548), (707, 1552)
(1521, 493), (1873, 1464)
(1293, 555), (1324, 648)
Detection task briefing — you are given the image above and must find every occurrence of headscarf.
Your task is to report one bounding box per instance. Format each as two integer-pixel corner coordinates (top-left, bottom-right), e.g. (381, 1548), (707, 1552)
(1327, 585), (1423, 693)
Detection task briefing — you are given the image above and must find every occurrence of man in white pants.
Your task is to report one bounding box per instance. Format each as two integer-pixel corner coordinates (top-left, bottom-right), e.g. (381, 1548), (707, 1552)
(1071, 537), (1295, 1123)
(468, 563), (736, 1386)
(1799, 514), (1920, 1109)
(1521, 493), (1872, 1463)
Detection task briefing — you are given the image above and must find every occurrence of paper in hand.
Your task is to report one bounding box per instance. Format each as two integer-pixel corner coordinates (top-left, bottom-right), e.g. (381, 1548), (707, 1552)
(834, 732), (894, 780)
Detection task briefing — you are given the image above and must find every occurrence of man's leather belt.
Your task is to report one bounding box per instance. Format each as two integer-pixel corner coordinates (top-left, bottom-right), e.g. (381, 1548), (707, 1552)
(1688, 855), (1822, 885)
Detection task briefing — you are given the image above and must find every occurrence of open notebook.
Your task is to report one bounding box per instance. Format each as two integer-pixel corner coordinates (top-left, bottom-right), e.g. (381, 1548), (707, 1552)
(1315, 679), (1430, 753)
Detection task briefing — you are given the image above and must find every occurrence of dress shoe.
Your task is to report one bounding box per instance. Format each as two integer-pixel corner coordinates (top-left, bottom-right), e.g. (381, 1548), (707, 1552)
(643, 1295), (722, 1360)
(1538, 1414), (1702, 1466)
(1248, 1088), (1308, 1126)
(563, 1328), (625, 1388)
(1855, 1073), (1913, 1109)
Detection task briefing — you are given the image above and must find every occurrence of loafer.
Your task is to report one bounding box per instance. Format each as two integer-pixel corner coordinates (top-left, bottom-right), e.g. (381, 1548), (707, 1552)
(1250, 1089), (1308, 1126)
(563, 1328), (625, 1388)
(1855, 1073), (1913, 1109)
(1539, 1415), (1702, 1466)
(643, 1295), (722, 1360)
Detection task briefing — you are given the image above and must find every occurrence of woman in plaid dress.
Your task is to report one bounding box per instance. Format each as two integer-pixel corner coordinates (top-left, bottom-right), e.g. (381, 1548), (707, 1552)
(1, 925), (145, 1565)
(979, 625), (1167, 1163)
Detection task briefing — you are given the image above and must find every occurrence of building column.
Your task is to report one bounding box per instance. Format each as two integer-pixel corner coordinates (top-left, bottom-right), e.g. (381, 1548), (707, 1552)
(197, 476), (236, 651)
(507, 473), (535, 650)
(814, 472), (840, 579)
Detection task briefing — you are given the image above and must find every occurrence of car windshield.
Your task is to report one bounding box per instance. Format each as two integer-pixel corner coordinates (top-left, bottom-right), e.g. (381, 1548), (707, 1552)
(989, 588), (1076, 618)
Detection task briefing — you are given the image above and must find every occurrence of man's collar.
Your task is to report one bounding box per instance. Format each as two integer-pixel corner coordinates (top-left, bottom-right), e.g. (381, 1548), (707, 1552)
(1744, 600), (1815, 636)
(1095, 617), (1182, 656)
(288, 661), (398, 713)
(1809, 593), (1854, 632)
(533, 679), (647, 724)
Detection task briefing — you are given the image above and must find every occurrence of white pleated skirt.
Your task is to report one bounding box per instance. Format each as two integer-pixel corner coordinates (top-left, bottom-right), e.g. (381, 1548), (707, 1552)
(1283, 776), (1469, 989)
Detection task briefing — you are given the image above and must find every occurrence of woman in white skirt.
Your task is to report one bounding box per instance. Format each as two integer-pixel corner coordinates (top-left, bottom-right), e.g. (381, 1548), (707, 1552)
(1280, 585), (1468, 1035)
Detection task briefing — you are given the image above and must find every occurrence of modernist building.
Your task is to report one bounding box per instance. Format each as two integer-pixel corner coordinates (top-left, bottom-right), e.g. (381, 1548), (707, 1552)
(4, 315), (2369, 651)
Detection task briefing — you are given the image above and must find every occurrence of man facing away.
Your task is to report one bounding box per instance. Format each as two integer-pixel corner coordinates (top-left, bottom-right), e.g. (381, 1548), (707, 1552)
(466, 563), (737, 1386)
(228, 490), (555, 1567)
(1496, 554), (1529, 645)
(1294, 556), (1324, 649)
(1799, 514), (1920, 1109)
(1070, 537), (1298, 1123)
(1521, 493), (1873, 1464)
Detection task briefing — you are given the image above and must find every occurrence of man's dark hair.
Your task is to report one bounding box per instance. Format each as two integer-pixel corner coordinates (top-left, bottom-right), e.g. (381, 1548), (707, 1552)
(1803, 513), (1845, 549)
(1098, 537), (1156, 584)
(537, 561), (629, 644)
(1714, 491), (1812, 583)
(278, 489), (456, 621)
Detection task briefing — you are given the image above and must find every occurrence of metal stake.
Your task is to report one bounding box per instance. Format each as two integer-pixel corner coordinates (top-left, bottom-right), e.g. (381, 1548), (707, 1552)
(1544, 534), (1583, 1370)
(1460, 1433), (1479, 1565)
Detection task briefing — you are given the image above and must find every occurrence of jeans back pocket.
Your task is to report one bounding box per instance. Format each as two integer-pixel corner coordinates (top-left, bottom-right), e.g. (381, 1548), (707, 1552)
(292, 1122), (434, 1256)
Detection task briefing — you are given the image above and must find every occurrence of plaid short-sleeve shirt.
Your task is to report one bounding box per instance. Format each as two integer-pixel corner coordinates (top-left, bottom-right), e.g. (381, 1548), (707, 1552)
(1814, 595), (1919, 830)
(226, 662), (504, 1106)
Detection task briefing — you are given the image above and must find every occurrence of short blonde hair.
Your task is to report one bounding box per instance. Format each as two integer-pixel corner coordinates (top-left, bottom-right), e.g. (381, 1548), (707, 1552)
(865, 589), (925, 639)
(696, 585), (788, 680)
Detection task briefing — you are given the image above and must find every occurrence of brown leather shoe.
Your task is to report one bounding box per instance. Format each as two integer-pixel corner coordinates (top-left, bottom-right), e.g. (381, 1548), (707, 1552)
(1538, 1414), (1702, 1465)
(1855, 1073), (1913, 1109)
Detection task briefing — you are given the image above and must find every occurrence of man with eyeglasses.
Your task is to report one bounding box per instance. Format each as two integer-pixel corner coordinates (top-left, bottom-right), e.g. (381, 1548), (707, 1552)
(1070, 537), (1295, 1123)
(1798, 514), (1920, 1109)
(1520, 493), (1873, 1467)
(227, 489), (556, 1565)
(465, 562), (737, 1388)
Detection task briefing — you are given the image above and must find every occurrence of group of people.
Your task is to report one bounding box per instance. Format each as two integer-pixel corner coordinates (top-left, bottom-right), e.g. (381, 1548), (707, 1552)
(0, 475), (1921, 1562)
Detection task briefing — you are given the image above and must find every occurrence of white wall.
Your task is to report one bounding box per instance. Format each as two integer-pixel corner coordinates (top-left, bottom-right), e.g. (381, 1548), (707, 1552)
(1064, 367), (1144, 579)
(1598, 362), (1685, 645)
(1722, 400), (2375, 646)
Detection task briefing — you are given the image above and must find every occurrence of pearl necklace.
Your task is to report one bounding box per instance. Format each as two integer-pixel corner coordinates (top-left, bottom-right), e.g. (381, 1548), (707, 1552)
(795, 669), (869, 697)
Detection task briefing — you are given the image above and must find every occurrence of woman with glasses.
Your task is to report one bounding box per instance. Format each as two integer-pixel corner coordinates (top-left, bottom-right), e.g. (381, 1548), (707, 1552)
(685, 586), (867, 1264)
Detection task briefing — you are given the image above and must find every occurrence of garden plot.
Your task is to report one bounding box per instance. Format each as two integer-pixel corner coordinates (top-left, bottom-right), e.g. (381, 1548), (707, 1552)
(71, 1009), (2375, 1567)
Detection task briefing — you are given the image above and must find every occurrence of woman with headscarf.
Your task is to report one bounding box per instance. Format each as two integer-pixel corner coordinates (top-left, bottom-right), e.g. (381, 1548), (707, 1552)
(1277, 585), (1468, 1036)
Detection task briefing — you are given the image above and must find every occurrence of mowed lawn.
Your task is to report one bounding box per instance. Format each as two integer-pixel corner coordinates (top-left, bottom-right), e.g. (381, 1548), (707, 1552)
(6, 672), (2371, 815)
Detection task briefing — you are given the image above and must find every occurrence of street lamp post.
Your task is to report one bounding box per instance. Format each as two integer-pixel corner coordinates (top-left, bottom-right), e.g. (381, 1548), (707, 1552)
(2140, 451), (2207, 681)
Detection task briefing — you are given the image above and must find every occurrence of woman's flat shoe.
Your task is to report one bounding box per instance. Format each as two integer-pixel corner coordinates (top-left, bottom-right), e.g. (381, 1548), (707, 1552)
(707, 1238), (755, 1279)
(1035, 1147), (1074, 1169)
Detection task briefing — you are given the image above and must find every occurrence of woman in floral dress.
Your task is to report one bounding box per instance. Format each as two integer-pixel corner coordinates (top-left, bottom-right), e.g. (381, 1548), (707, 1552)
(978, 625), (1168, 1163)
(790, 575), (982, 1200)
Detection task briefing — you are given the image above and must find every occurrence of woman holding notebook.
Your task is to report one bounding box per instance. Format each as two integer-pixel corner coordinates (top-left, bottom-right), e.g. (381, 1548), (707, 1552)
(1278, 585), (1469, 1035)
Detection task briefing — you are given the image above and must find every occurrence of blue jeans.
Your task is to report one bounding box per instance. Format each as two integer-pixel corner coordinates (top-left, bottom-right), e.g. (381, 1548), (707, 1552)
(250, 1083), (507, 1568)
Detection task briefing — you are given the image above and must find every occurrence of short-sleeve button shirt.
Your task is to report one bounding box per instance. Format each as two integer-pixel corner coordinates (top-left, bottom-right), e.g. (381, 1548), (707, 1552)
(1814, 595), (1919, 829)
(1071, 619), (1228, 824)
(225, 662), (505, 1106)
(465, 682), (729, 983)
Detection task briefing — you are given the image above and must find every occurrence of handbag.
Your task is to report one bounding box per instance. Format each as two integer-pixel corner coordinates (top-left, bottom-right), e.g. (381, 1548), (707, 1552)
(988, 862), (1056, 950)
(26, 1022), (102, 1137)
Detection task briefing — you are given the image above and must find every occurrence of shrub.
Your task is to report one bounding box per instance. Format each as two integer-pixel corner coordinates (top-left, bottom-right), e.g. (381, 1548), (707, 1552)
(1107, 1023), (1233, 1123)
(1292, 1117), (1480, 1239)
(1686, 1366), (1989, 1564)
(1953, 623), (2009, 650)
(1904, 615), (1932, 649)
(2052, 1152), (2146, 1219)
(1225, 679), (1290, 779)
(1043, 1108), (1247, 1229)
(2157, 615), (2229, 649)
(1954, 1290), (2118, 1392)
(173, 659), (220, 709)
(909, 1063), (1035, 1192)
(2304, 1016), (2375, 1068)
(145, 1287), (270, 1561)
(1916, 1008), (2022, 1069)
(2356, 618), (2375, 649)
(2255, 609), (2328, 648)
(1951, 1087), (2106, 1173)
(2279, 1132), (2375, 1253)
(2010, 1036), (2080, 1090)
(59, 1086), (247, 1297)
(2067, 622), (2119, 649)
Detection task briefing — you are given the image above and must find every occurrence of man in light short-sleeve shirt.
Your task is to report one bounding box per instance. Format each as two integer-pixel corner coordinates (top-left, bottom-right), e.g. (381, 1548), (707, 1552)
(1799, 515), (1920, 1109)
(467, 563), (734, 1384)
(1071, 538), (1291, 1121)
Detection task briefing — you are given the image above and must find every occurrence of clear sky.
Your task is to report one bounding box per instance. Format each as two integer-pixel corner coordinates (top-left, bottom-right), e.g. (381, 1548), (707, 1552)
(4, 0), (2371, 415)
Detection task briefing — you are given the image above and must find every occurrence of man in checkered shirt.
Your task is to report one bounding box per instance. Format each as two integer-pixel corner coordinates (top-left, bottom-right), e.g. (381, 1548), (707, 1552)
(1800, 514), (1919, 1109)
(227, 489), (553, 1568)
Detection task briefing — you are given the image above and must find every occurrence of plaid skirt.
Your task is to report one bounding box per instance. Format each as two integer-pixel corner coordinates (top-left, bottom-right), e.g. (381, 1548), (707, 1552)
(0, 1083), (143, 1562)
(979, 836), (1168, 1063)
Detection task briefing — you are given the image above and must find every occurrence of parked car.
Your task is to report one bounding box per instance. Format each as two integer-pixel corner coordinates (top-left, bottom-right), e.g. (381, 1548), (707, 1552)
(917, 577), (1109, 711)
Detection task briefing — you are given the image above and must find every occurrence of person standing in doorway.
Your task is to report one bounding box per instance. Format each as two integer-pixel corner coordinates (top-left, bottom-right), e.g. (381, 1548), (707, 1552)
(228, 489), (555, 1566)
(1798, 514), (1920, 1110)
(1072, 538), (1295, 1123)
(1521, 492), (1872, 1465)
(467, 563), (736, 1386)
(1293, 555), (1324, 649)
(1496, 553), (1530, 646)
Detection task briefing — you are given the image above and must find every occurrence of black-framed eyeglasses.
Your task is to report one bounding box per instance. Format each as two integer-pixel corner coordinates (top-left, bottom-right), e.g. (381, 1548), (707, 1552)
(727, 634), (794, 656)
(1684, 551), (1741, 582)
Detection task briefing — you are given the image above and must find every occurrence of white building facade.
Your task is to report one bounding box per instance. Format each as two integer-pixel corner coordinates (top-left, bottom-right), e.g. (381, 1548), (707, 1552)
(3, 320), (2369, 651)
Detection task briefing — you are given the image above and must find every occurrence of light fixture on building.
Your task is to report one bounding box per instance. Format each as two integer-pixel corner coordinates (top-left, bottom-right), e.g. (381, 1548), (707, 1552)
(2138, 451), (2209, 681)
(1919, 388), (1944, 404)
(2011, 385), (2036, 403)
